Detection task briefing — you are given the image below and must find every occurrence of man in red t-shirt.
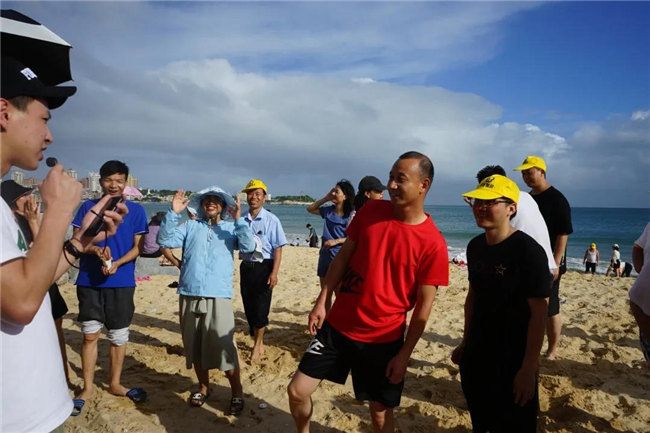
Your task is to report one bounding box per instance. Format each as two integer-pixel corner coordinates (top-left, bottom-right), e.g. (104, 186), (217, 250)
(287, 151), (449, 433)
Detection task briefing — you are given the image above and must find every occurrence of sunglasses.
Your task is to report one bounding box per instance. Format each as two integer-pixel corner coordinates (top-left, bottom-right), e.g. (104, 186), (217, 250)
(466, 198), (512, 208)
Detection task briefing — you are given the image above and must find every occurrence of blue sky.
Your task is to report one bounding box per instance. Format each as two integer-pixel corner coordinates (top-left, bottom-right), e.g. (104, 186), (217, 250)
(4, 1), (649, 208)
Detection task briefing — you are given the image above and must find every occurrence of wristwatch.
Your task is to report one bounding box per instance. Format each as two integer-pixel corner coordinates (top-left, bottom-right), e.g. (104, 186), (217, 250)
(64, 239), (82, 259)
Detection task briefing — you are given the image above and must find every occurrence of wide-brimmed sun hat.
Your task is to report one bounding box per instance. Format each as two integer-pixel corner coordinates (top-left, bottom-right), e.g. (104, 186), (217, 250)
(187, 186), (235, 220)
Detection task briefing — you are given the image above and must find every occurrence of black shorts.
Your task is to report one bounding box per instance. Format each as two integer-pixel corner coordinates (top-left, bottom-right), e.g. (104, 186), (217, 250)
(77, 286), (136, 330)
(240, 260), (274, 333)
(297, 321), (404, 408)
(585, 262), (596, 273)
(548, 276), (561, 317)
(48, 283), (68, 320)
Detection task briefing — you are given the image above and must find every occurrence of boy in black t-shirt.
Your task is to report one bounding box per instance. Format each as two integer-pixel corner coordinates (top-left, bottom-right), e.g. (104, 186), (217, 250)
(452, 175), (551, 433)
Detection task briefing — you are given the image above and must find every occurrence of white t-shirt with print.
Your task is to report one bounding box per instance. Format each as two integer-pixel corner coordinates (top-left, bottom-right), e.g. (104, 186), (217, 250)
(629, 222), (650, 315)
(1, 200), (72, 432)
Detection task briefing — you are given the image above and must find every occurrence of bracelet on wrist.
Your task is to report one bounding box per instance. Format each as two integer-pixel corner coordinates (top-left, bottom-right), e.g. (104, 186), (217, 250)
(63, 239), (83, 260)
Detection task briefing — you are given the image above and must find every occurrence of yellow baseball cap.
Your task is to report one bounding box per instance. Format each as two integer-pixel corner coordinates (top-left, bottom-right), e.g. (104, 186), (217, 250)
(242, 179), (267, 193)
(591, 243), (596, 249)
(513, 155), (546, 172)
(462, 175), (520, 204)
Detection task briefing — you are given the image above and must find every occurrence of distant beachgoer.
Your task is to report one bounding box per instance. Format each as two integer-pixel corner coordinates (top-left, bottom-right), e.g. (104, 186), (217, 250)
(453, 174), (551, 432)
(306, 224), (319, 248)
(629, 222), (650, 365)
(288, 151), (448, 433)
(515, 155), (572, 360)
(353, 175), (387, 210)
(583, 243), (600, 274)
(611, 244), (622, 277)
(306, 180), (355, 306)
(239, 179), (287, 363)
(140, 212), (166, 258)
(606, 261), (632, 278)
(1, 181), (71, 383)
(621, 261), (633, 277)
(157, 187), (255, 414)
(72, 160), (149, 415)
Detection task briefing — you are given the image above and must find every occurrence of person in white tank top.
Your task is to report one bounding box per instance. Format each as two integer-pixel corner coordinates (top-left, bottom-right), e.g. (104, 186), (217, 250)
(583, 243), (599, 274)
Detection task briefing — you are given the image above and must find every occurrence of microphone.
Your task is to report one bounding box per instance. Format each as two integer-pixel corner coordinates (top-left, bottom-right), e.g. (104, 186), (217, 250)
(46, 157), (58, 167)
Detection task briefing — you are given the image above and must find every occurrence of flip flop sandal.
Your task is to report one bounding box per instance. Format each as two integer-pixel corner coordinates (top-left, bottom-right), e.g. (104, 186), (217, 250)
(126, 387), (148, 403)
(229, 397), (245, 416)
(189, 392), (209, 407)
(71, 399), (85, 417)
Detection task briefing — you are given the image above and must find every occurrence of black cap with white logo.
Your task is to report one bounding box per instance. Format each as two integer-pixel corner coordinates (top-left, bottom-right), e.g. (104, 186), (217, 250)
(1, 57), (76, 109)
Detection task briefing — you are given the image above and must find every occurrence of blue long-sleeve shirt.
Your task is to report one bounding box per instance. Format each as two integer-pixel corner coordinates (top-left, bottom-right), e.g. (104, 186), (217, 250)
(157, 209), (255, 298)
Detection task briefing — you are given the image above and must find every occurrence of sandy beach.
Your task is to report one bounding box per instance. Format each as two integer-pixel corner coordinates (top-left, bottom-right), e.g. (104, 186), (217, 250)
(58, 246), (649, 433)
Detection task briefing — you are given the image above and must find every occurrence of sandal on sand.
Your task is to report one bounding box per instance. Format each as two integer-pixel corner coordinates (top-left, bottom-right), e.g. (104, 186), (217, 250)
(126, 387), (147, 403)
(189, 392), (209, 407)
(70, 399), (85, 417)
(229, 397), (245, 416)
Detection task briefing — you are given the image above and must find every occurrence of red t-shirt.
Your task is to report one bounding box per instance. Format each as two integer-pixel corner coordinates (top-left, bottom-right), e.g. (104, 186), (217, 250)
(327, 200), (449, 343)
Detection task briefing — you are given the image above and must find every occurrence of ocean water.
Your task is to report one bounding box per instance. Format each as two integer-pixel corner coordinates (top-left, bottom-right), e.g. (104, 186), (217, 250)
(142, 203), (649, 273)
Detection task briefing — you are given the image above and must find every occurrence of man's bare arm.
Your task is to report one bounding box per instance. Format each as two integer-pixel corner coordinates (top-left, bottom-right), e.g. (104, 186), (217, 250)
(308, 238), (356, 334)
(268, 246), (283, 289)
(632, 244), (644, 273)
(386, 284), (437, 384)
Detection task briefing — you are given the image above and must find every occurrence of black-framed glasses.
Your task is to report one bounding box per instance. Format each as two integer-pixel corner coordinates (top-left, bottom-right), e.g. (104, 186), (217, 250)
(467, 198), (511, 208)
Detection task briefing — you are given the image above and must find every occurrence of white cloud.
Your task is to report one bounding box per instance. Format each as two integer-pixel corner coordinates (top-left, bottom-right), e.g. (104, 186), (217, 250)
(6, 1), (648, 207)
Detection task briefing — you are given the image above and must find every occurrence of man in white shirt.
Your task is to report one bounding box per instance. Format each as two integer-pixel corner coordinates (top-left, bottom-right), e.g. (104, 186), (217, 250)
(1, 55), (125, 431)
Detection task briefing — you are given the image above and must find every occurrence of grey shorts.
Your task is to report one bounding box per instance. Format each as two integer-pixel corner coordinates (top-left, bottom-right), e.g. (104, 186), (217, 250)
(179, 295), (239, 371)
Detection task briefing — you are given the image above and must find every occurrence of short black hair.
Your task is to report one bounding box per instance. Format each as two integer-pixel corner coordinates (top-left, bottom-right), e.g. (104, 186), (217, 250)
(7, 96), (35, 112)
(306, 223), (312, 228)
(100, 160), (129, 178)
(476, 165), (506, 183)
(398, 151), (434, 184)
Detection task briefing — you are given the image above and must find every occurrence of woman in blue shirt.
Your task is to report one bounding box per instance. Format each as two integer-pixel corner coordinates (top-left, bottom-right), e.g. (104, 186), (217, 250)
(307, 179), (355, 304)
(157, 186), (255, 415)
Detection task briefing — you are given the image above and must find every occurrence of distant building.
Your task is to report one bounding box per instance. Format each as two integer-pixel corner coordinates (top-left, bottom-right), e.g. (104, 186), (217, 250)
(127, 174), (138, 188)
(23, 177), (39, 187)
(80, 177), (90, 189)
(88, 172), (101, 193)
(11, 171), (24, 185)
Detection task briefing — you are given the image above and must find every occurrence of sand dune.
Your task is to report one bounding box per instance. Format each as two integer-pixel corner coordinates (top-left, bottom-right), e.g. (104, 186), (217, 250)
(59, 247), (649, 432)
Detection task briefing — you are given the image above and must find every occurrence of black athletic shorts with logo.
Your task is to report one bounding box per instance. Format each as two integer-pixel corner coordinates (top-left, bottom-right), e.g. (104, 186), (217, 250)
(297, 320), (404, 408)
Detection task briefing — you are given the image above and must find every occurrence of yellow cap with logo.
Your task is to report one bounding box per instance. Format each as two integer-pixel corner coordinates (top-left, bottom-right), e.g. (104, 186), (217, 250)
(241, 179), (268, 193)
(462, 175), (520, 203)
(513, 155), (546, 172)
